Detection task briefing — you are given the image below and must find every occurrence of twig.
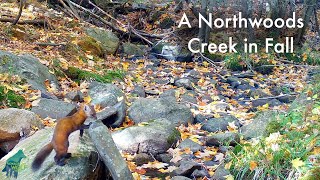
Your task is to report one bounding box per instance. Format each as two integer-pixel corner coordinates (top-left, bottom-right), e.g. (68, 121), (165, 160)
(12, 0), (25, 25)
(199, 52), (221, 67)
(0, 18), (47, 26)
(35, 42), (66, 47)
(58, 0), (80, 20)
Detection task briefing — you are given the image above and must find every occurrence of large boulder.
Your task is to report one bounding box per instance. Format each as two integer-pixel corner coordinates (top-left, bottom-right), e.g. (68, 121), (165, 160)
(89, 82), (126, 127)
(31, 98), (77, 119)
(0, 109), (43, 153)
(112, 118), (180, 155)
(0, 128), (104, 180)
(128, 97), (194, 126)
(0, 51), (58, 97)
(85, 27), (119, 54)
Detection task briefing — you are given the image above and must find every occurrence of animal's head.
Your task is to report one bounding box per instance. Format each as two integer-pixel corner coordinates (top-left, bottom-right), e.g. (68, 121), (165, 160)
(83, 104), (97, 119)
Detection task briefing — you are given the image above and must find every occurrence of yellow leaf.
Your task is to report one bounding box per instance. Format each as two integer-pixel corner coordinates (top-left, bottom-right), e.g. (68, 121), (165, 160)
(224, 162), (232, 170)
(224, 174), (234, 180)
(249, 161), (258, 171)
(292, 158), (305, 169)
(84, 96), (92, 104)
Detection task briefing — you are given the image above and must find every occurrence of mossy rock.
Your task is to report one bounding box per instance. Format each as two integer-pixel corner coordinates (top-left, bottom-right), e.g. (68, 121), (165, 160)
(85, 27), (119, 55)
(0, 86), (25, 108)
(77, 36), (103, 57)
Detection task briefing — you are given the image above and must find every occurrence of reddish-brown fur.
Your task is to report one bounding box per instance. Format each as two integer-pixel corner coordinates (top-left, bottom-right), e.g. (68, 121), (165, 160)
(32, 104), (95, 171)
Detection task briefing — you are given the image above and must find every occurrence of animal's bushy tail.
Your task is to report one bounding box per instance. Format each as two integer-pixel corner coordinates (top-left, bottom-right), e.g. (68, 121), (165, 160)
(31, 143), (53, 171)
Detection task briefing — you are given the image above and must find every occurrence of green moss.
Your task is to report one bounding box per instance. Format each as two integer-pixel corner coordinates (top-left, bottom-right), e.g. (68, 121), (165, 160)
(77, 36), (103, 57)
(254, 58), (274, 74)
(0, 86), (26, 108)
(167, 129), (181, 145)
(224, 53), (246, 71)
(266, 120), (282, 134)
(65, 66), (125, 83)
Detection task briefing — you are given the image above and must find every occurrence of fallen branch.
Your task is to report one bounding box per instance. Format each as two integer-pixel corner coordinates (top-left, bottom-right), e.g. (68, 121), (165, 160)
(35, 42), (66, 47)
(239, 93), (298, 102)
(0, 18), (47, 26)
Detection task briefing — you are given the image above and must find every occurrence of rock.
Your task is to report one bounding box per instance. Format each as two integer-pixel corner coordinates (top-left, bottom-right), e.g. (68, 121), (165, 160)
(0, 109), (43, 153)
(160, 89), (176, 98)
(154, 78), (170, 85)
(252, 99), (269, 107)
(174, 78), (193, 90)
(173, 160), (202, 176)
(77, 36), (103, 57)
(277, 95), (295, 103)
(128, 98), (194, 126)
(212, 163), (231, 180)
(122, 43), (144, 56)
(240, 111), (283, 139)
(237, 84), (255, 91)
(249, 89), (269, 98)
(133, 153), (154, 166)
(178, 139), (203, 152)
(31, 98), (77, 119)
(194, 114), (213, 124)
(226, 77), (241, 88)
(268, 99), (282, 107)
(112, 118), (180, 155)
(191, 169), (210, 178)
(156, 153), (173, 164)
(96, 106), (117, 122)
(201, 115), (240, 133)
(65, 91), (84, 102)
(131, 85), (146, 98)
(180, 94), (197, 104)
(187, 70), (201, 79)
(171, 176), (192, 180)
(0, 51), (58, 97)
(151, 42), (193, 62)
(289, 93), (313, 111)
(89, 82), (126, 127)
(88, 121), (134, 180)
(85, 27), (119, 54)
(0, 128), (104, 180)
(204, 160), (219, 166)
(159, 17), (175, 29)
(206, 132), (240, 147)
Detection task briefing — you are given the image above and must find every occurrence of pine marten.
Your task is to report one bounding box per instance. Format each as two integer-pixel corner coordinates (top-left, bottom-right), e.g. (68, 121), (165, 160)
(31, 103), (96, 171)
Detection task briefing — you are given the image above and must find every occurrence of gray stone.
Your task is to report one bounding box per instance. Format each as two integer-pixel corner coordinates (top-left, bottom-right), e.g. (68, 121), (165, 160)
(133, 153), (154, 166)
(88, 121), (134, 180)
(212, 163), (230, 180)
(171, 176), (192, 180)
(65, 91), (84, 102)
(122, 43), (144, 56)
(201, 115), (240, 133)
(89, 82), (126, 127)
(0, 51), (58, 97)
(249, 89), (269, 98)
(174, 78), (193, 90)
(156, 153), (173, 164)
(178, 139), (203, 152)
(173, 160), (202, 176)
(206, 132), (240, 147)
(128, 98), (194, 126)
(112, 118), (180, 155)
(86, 27), (119, 54)
(31, 98), (77, 119)
(191, 169), (210, 178)
(131, 85), (146, 98)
